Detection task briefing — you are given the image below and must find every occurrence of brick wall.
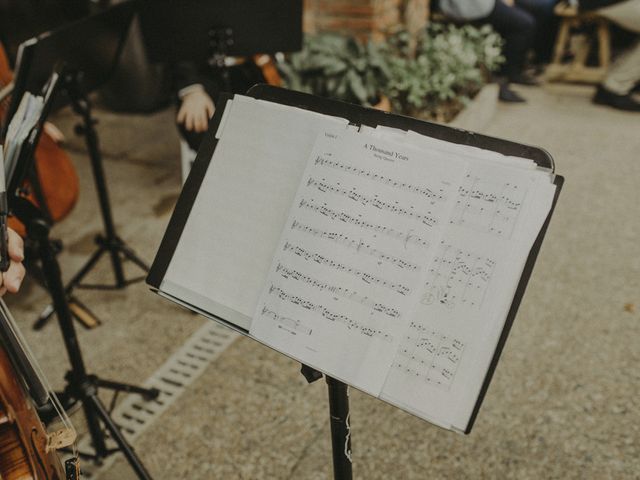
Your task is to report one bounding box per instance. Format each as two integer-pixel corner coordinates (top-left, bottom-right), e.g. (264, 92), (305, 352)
(304, 0), (426, 41)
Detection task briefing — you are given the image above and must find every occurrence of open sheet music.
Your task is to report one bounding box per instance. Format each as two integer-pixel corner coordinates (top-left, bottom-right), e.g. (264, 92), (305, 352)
(154, 92), (559, 433)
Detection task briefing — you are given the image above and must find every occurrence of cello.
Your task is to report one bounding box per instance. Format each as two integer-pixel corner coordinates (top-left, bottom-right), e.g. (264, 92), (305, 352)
(0, 298), (79, 479)
(0, 44), (79, 237)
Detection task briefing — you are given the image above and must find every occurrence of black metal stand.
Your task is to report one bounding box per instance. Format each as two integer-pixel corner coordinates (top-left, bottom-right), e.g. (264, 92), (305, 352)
(34, 73), (148, 330)
(15, 198), (158, 479)
(301, 365), (353, 480)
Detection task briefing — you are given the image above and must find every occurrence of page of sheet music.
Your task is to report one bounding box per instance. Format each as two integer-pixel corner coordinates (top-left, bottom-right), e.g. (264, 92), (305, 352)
(250, 128), (468, 395)
(378, 131), (556, 430)
(162, 96), (350, 329)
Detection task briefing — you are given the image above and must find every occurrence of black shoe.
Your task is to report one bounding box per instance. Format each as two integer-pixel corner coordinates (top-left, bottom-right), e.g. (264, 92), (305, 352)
(499, 84), (526, 103)
(593, 85), (640, 111)
(509, 72), (540, 86)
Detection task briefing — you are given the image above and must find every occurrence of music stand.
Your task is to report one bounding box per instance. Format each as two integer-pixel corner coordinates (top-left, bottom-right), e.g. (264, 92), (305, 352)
(9, 68), (158, 480)
(139, 0), (303, 64)
(4, 0), (152, 330)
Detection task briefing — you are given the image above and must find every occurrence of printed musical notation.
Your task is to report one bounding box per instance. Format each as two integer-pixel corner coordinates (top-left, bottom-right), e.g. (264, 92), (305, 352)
(265, 284), (394, 342)
(261, 307), (313, 336)
(307, 177), (439, 227)
(282, 242), (412, 296)
(314, 156), (445, 201)
(275, 263), (401, 319)
(451, 174), (527, 238)
(298, 198), (430, 249)
(291, 220), (419, 271)
(420, 241), (496, 309)
(392, 322), (465, 390)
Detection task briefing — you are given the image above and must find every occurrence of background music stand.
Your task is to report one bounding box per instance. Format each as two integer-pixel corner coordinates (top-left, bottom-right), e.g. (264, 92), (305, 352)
(139, 0), (303, 64)
(139, 0), (302, 96)
(147, 85), (564, 480)
(8, 68), (158, 480)
(3, 1), (151, 330)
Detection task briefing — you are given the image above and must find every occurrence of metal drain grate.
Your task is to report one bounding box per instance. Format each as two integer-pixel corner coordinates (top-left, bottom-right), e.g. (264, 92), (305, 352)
(78, 320), (239, 478)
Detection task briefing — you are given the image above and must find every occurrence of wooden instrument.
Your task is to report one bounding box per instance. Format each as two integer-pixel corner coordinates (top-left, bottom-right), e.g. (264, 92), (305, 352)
(0, 299), (79, 479)
(0, 45), (79, 237)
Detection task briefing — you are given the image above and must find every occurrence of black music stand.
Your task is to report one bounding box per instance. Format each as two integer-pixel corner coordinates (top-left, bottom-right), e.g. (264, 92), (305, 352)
(147, 85), (563, 480)
(9, 69), (158, 480)
(4, 1), (150, 330)
(139, 0), (303, 65)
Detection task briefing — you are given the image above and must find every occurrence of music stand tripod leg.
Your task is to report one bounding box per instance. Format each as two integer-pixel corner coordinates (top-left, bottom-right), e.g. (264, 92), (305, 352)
(300, 365), (353, 480)
(64, 72), (148, 290)
(19, 201), (156, 480)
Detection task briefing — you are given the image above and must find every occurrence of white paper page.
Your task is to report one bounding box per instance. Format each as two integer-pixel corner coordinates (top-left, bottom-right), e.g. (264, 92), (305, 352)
(250, 128), (468, 395)
(380, 148), (556, 429)
(163, 97), (349, 330)
(405, 130), (536, 170)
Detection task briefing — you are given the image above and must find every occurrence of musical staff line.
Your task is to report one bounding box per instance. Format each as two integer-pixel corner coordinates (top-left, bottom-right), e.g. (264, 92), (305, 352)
(282, 242), (412, 296)
(298, 198), (430, 249)
(307, 177), (439, 227)
(392, 322), (465, 390)
(275, 263), (401, 319)
(421, 241), (496, 309)
(451, 174), (527, 238)
(314, 156), (444, 200)
(261, 307), (313, 336)
(291, 220), (419, 271)
(265, 285), (394, 342)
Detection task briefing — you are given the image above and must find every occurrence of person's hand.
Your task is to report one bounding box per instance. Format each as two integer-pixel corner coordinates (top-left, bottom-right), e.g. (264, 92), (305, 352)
(502, 0), (515, 6)
(1, 228), (25, 296)
(176, 89), (215, 133)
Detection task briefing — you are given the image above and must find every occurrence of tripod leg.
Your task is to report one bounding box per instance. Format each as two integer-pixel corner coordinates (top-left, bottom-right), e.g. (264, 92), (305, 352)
(326, 376), (352, 480)
(87, 393), (154, 480)
(96, 378), (159, 400)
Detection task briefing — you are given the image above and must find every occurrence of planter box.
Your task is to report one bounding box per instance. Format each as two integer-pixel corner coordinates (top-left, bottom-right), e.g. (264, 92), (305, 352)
(448, 83), (499, 132)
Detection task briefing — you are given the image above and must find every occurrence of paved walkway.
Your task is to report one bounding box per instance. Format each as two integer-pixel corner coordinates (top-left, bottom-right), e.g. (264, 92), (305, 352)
(9, 83), (639, 479)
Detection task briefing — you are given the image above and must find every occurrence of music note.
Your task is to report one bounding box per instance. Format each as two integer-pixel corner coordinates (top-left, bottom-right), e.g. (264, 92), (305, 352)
(392, 322), (465, 390)
(450, 174), (528, 238)
(420, 240), (496, 310)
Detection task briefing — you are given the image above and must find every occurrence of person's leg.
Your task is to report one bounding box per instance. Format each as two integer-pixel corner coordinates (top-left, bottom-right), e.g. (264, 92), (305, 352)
(598, 0), (640, 33)
(485, 1), (537, 80)
(515, 0), (559, 64)
(592, 0), (640, 110)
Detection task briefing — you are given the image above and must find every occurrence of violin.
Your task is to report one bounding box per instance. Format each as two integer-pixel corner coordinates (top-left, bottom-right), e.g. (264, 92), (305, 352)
(0, 299), (80, 479)
(0, 45), (79, 237)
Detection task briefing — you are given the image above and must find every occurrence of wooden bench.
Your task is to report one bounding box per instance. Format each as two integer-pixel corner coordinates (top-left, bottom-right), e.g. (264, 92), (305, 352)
(546, 2), (611, 83)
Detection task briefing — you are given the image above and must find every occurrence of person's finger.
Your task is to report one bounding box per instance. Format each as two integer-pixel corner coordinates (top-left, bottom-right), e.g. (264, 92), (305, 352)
(185, 111), (194, 131)
(0, 286), (6, 297)
(3, 261), (25, 293)
(7, 228), (24, 262)
(198, 112), (208, 132)
(195, 111), (205, 132)
(205, 101), (215, 118)
(176, 106), (187, 124)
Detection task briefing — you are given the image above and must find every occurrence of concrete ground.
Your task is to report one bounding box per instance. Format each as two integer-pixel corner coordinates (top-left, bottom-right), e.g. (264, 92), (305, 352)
(6, 82), (639, 479)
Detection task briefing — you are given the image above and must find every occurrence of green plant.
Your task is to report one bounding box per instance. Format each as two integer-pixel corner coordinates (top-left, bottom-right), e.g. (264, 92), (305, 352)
(279, 23), (504, 120)
(278, 33), (391, 106)
(385, 23), (504, 119)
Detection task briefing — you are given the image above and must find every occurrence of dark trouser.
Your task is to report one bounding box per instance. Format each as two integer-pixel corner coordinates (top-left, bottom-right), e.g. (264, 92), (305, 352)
(484, 1), (536, 79)
(516, 0), (559, 63)
(177, 62), (265, 151)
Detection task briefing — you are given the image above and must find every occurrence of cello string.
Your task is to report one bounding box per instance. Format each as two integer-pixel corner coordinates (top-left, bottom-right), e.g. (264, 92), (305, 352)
(0, 298), (79, 457)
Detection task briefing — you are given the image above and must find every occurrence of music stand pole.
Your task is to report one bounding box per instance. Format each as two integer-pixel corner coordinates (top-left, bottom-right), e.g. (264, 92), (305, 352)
(301, 365), (353, 480)
(15, 198), (157, 480)
(33, 71), (149, 330)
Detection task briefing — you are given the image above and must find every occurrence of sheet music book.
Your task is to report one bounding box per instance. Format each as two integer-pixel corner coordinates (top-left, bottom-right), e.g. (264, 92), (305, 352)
(148, 88), (562, 433)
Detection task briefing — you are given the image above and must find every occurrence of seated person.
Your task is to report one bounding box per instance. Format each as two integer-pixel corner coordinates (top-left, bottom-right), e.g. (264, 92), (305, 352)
(173, 58), (265, 151)
(438, 0), (549, 102)
(583, 0), (640, 111)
